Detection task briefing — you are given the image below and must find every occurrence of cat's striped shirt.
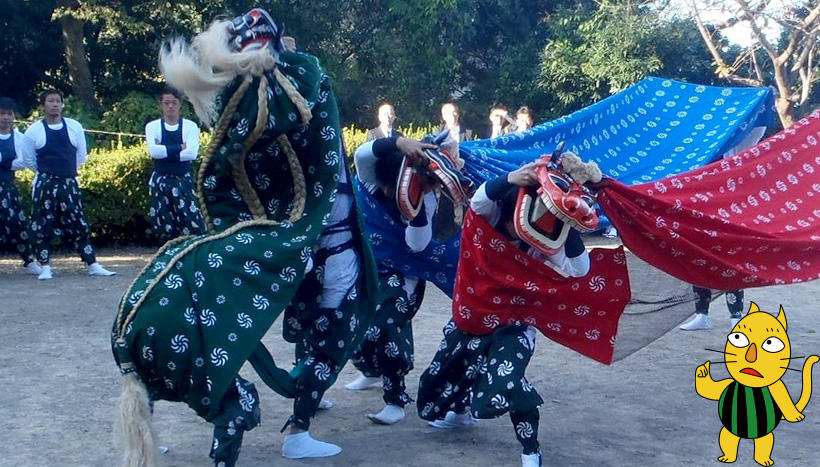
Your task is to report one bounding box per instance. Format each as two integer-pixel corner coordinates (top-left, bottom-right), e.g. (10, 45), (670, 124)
(719, 381), (782, 438)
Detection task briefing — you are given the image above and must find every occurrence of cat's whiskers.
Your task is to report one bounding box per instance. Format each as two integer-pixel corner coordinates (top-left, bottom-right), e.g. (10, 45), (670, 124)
(780, 356), (805, 360)
(705, 348), (737, 356)
(779, 366), (801, 373)
(712, 360), (736, 364)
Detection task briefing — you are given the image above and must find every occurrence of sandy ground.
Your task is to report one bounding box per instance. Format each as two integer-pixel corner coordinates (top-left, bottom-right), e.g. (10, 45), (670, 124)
(1, 247), (819, 467)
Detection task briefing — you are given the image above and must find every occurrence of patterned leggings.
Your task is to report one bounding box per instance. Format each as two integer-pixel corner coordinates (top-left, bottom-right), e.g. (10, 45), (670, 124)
(693, 286), (744, 317)
(511, 409), (540, 455)
(31, 173), (96, 264)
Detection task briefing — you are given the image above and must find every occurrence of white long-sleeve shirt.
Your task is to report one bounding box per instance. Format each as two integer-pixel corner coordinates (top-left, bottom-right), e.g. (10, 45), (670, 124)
(470, 180), (590, 278)
(145, 118), (200, 161)
(0, 129), (36, 171)
(23, 118), (87, 171)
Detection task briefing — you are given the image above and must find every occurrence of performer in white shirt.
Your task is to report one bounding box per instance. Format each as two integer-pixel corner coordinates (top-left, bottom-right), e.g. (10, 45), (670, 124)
(0, 97), (40, 275)
(23, 89), (115, 280)
(144, 87), (205, 239)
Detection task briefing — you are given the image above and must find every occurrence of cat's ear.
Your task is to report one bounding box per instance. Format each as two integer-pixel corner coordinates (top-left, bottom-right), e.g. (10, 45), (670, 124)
(776, 305), (788, 331)
(747, 301), (760, 314)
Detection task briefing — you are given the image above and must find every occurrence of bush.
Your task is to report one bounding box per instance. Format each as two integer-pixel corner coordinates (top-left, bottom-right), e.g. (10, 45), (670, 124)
(12, 124), (437, 246)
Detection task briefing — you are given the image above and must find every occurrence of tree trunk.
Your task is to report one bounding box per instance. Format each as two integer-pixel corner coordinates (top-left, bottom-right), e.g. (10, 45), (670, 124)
(59, 1), (99, 112)
(774, 97), (795, 129)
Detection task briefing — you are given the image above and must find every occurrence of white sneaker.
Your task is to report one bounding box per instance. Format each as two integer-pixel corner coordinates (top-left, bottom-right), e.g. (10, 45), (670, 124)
(318, 399), (334, 410)
(428, 410), (478, 429)
(88, 262), (117, 276)
(282, 431), (341, 459)
(366, 404), (405, 425)
(522, 452), (542, 467)
(730, 317), (741, 329)
(25, 262), (43, 275)
(38, 265), (53, 280)
(602, 226), (618, 239)
(680, 314), (711, 331)
(345, 375), (381, 390)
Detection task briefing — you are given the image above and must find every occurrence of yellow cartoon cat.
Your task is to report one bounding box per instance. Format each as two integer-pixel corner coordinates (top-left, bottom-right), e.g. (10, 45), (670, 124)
(695, 302), (818, 466)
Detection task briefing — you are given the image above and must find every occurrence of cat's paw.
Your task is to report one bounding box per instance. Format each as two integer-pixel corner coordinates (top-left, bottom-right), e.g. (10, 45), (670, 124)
(786, 412), (805, 422)
(753, 456), (774, 466)
(696, 361), (711, 378)
(718, 454), (737, 463)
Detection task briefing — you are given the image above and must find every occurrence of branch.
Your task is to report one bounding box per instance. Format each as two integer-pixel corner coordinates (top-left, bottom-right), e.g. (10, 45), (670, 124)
(751, 45), (765, 82)
(732, 0), (779, 61)
(690, 0), (731, 71)
(780, 3), (820, 66)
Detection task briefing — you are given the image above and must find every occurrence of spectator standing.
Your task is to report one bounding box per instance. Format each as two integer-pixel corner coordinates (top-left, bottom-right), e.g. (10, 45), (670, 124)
(514, 106), (535, 132)
(437, 102), (473, 142)
(145, 87), (206, 239)
(23, 89), (116, 280)
(366, 102), (403, 141)
(0, 97), (40, 275)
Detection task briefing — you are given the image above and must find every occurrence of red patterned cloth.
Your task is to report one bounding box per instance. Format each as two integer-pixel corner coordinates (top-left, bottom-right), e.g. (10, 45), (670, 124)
(596, 110), (820, 290)
(452, 209), (631, 364)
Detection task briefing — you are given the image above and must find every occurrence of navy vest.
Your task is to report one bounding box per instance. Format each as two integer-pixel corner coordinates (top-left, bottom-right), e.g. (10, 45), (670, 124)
(0, 133), (15, 182)
(36, 119), (77, 177)
(153, 120), (192, 176)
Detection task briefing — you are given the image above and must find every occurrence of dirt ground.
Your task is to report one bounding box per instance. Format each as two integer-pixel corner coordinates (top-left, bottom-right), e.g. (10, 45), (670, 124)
(1, 247), (819, 467)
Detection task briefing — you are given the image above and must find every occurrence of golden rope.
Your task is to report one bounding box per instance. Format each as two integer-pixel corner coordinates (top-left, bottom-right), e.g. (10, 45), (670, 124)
(231, 74), (270, 220)
(196, 76), (253, 232)
(277, 134), (307, 221)
(273, 68), (312, 125)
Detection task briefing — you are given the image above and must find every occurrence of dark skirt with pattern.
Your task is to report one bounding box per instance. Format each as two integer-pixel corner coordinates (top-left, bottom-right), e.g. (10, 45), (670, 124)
(30, 172), (95, 264)
(350, 271), (426, 406)
(149, 172), (206, 239)
(417, 320), (543, 421)
(0, 179), (36, 264)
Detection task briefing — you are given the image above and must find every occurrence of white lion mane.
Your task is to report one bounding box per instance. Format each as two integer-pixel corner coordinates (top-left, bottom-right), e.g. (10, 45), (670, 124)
(159, 19), (276, 126)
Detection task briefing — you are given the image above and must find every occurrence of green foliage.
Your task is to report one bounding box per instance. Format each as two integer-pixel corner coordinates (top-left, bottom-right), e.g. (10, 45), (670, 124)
(100, 92), (159, 136)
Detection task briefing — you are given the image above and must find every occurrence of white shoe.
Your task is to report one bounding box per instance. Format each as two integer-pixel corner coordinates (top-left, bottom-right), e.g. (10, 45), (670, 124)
(88, 262), (117, 276)
(428, 410), (478, 429)
(730, 317), (741, 329)
(602, 226), (618, 239)
(25, 262), (42, 275)
(282, 431), (341, 459)
(522, 452), (542, 467)
(38, 265), (53, 280)
(366, 404), (405, 425)
(680, 314), (711, 331)
(345, 375), (381, 390)
(318, 399), (334, 410)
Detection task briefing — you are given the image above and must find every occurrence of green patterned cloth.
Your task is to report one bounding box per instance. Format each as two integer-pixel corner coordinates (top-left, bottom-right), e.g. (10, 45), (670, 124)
(112, 51), (377, 422)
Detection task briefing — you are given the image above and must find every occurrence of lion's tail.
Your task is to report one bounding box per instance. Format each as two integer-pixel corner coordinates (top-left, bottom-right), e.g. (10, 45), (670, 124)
(114, 371), (158, 467)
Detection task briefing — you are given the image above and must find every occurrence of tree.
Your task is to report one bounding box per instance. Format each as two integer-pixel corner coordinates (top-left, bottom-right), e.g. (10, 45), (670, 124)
(538, 1), (717, 117)
(689, 0), (820, 127)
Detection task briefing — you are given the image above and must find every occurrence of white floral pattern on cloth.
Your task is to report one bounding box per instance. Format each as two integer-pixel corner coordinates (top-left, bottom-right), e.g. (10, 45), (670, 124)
(452, 210), (631, 365)
(459, 77), (774, 186)
(597, 109), (820, 289)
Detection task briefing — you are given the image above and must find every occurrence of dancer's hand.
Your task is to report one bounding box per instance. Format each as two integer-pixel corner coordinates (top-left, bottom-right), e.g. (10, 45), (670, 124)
(396, 136), (437, 164)
(507, 160), (548, 187)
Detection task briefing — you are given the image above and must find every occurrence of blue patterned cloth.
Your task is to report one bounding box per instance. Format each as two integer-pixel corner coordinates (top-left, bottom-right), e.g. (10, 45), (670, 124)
(353, 179), (460, 297)
(460, 77), (775, 185)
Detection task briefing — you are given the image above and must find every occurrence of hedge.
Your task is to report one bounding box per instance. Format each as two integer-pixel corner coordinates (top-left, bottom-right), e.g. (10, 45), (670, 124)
(10, 124), (436, 246)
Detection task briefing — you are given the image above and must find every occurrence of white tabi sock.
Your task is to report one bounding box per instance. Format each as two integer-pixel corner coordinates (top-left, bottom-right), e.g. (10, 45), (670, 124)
(345, 375), (381, 390)
(281, 431), (341, 459)
(366, 404), (405, 425)
(25, 262), (43, 275)
(88, 262), (117, 276)
(38, 265), (53, 280)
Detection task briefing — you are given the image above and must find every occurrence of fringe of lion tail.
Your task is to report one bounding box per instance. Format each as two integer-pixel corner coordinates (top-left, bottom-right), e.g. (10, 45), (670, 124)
(114, 371), (158, 467)
(796, 355), (819, 412)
